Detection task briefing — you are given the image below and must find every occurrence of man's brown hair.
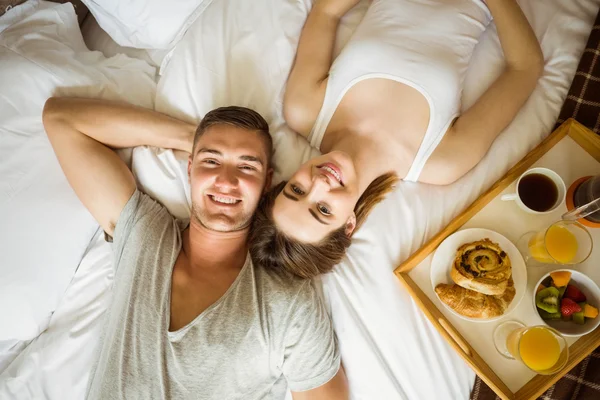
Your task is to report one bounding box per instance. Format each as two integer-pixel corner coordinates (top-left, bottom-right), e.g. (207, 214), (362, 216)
(249, 173), (398, 279)
(193, 106), (273, 166)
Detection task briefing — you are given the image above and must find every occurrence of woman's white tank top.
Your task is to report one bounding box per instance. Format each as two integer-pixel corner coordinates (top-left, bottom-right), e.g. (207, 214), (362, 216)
(307, 0), (491, 181)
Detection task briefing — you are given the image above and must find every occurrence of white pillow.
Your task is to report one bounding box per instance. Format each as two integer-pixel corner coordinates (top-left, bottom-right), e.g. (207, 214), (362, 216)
(0, 0), (156, 342)
(133, 0), (371, 219)
(149, 0), (318, 183)
(81, 13), (169, 71)
(81, 0), (213, 49)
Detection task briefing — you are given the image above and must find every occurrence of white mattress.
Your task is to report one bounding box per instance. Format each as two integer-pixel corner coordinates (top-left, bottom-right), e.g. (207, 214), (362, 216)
(1, 0), (599, 399)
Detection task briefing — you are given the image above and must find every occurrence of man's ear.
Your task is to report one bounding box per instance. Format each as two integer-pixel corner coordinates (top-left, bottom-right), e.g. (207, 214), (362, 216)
(263, 168), (274, 193)
(187, 155), (193, 184)
(345, 213), (356, 237)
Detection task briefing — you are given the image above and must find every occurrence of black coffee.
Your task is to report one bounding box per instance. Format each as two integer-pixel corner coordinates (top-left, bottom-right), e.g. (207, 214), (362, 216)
(518, 173), (558, 212)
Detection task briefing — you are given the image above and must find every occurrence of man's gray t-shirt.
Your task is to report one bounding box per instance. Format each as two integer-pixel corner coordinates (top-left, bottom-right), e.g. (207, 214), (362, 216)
(87, 190), (340, 399)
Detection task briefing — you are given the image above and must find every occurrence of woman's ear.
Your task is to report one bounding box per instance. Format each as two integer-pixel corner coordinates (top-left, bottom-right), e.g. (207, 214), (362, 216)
(345, 213), (357, 237)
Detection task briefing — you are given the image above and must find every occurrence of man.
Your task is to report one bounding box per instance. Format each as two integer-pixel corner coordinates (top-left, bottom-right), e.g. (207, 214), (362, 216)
(42, 98), (348, 399)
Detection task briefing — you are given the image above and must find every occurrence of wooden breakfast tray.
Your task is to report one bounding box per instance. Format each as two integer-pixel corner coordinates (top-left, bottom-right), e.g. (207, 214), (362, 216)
(394, 119), (600, 400)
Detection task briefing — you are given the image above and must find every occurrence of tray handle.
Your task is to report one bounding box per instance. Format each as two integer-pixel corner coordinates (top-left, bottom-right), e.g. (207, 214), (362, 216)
(438, 317), (472, 357)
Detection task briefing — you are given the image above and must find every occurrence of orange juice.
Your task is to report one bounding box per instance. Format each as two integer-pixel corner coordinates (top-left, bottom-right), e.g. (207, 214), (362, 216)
(546, 225), (578, 263)
(518, 327), (560, 372)
(528, 225), (578, 263)
(528, 232), (552, 263)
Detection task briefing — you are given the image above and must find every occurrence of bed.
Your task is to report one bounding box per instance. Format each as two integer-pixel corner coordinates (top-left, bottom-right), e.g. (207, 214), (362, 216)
(0, 0), (598, 399)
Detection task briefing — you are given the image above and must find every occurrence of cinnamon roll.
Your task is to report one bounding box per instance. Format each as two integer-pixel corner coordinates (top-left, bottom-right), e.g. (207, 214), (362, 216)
(450, 239), (511, 296)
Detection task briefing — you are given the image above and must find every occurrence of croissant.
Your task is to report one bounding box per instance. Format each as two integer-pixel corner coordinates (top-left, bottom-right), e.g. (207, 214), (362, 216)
(450, 239), (512, 296)
(435, 278), (516, 319)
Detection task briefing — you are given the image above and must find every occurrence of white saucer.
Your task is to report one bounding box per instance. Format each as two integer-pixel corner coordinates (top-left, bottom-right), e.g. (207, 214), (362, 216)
(430, 228), (527, 323)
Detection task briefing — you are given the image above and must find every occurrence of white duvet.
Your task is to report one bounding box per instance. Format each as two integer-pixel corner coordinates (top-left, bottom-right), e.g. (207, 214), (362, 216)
(1, 0), (599, 399)
(0, 0), (156, 383)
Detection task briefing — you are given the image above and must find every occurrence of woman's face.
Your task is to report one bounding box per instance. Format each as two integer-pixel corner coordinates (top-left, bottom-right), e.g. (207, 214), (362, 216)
(272, 151), (359, 243)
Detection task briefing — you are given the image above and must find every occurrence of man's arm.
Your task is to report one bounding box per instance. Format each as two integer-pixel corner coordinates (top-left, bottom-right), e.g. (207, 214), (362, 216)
(283, 279), (349, 400)
(42, 97), (195, 235)
(291, 367), (348, 400)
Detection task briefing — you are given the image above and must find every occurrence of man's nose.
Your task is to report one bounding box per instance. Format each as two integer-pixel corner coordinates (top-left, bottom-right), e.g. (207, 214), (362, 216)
(214, 166), (238, 188)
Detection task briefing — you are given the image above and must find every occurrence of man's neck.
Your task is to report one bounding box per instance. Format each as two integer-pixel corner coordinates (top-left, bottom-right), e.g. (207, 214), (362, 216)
(182, 219), (249, 273)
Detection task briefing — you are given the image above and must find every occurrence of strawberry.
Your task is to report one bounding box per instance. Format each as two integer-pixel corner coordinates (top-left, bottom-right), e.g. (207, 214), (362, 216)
(561, 298), (582, 318)
(564, 284), (587, 303)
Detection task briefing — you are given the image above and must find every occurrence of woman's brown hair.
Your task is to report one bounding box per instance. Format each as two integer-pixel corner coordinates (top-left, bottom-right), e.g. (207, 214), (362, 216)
(249, 173), (398, 279)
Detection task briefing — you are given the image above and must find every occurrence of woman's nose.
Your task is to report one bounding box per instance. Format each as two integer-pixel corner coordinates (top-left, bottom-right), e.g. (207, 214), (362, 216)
(307, 175), (329, 201)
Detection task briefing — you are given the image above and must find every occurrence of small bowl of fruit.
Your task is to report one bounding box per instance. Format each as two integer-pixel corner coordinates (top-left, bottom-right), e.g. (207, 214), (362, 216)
(534, 270), (600, 337)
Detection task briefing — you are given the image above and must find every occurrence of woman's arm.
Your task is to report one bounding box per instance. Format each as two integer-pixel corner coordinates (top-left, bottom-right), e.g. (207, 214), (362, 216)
(433, 0), (544, 184)
(283, 0), (360, 136)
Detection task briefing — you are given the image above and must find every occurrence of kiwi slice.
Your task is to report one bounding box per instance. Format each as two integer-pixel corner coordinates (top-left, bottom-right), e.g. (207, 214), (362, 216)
(573, 302), (587, 325)
(536, 287), (560, 313)
(538, 309), (562, 320)
(573, 310), (585, 324)
(558, 286), (567, 301)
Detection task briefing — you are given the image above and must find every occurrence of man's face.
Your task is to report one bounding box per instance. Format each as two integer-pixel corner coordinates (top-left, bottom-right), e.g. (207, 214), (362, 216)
(187, 124), (272, 232)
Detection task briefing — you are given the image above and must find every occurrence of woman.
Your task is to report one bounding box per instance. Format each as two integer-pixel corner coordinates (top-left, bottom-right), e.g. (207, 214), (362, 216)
(250, 0), (543, 279)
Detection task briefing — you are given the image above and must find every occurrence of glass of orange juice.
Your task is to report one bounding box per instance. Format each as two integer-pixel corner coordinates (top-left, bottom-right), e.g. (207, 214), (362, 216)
(518, 221), (592, 266)
(493, 321), (568, 375)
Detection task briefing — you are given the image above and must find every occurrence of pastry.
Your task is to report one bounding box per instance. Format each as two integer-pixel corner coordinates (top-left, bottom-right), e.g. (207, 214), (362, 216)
(450, 239), (511, 296)
(435, 278), (516, 319)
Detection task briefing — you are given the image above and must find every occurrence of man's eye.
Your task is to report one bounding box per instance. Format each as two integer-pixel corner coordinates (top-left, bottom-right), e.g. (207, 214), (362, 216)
(291, 184), (305, 195)
(240, 165), (256, 171)
(203, 159), (219, 165)
(317, 203), (331, 216)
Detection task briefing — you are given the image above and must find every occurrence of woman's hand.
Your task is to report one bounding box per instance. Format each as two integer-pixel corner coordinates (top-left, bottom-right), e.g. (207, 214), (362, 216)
(314, 0), (362, 19)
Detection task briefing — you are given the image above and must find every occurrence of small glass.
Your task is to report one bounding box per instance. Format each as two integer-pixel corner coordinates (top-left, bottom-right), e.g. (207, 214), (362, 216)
(517, 220), (592, 266)
(493, 322), (569, 375)
(563, 197), (600, 222)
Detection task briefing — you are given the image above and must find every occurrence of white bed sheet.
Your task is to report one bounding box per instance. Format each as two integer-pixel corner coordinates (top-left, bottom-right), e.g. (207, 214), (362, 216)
(2, 0), (599, 399)
(0, 230), (113, 399)
(0, 0), (156, 373)
(0, 0), (155, 395)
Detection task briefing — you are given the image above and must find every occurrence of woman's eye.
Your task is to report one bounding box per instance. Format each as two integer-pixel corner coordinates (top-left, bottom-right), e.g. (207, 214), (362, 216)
(291, 184), (305, 195)
(317, 203), (331, 216)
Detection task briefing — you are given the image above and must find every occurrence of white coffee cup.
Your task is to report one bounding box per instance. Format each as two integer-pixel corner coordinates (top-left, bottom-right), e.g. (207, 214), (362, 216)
(500, 167), (566, 214)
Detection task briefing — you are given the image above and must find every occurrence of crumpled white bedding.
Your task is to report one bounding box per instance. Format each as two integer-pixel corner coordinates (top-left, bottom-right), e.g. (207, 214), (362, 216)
(1, 0), (599, 399)
(80, 14), (170, 72)
(0, 0), (156, 386)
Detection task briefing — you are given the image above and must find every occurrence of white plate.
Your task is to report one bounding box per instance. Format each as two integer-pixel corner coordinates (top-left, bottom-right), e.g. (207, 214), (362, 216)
(430, 228), (527, 322)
